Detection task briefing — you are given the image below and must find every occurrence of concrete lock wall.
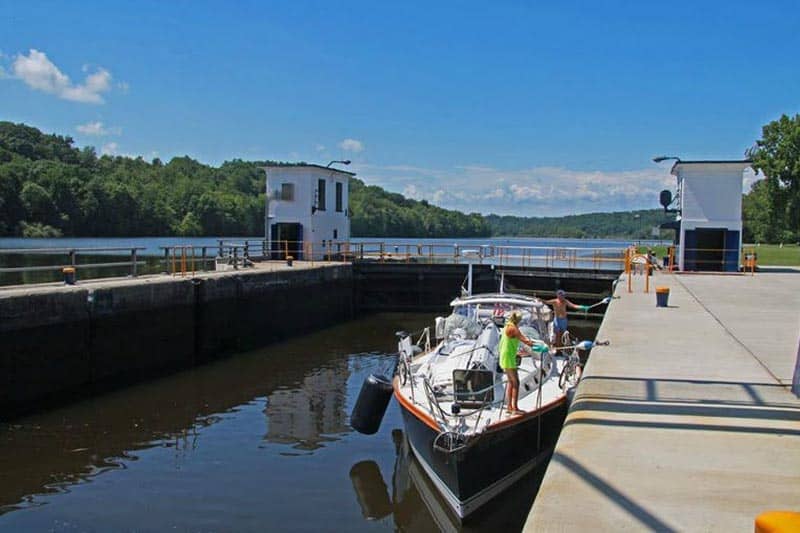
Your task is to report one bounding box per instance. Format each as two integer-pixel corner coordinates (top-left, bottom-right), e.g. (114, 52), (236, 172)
(0, 265), (353, 418)
(0, 262), (616, 418)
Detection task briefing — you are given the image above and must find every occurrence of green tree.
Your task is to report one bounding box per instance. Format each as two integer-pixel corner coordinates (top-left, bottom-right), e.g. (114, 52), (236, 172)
(20, 181), (57, 225)
(176, 212), (203, 236)
(746, 113), (800, 243)
(742, 179), (774, 243)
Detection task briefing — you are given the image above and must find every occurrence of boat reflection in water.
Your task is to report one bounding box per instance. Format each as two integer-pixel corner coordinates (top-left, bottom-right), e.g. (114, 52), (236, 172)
(264, 361), (352, 451)
(349, 429), (552, 532)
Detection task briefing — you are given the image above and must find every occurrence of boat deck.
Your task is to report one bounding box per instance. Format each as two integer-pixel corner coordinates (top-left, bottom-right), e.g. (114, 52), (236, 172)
(525, 268), (800, 531)
(398, 349), (567, 433)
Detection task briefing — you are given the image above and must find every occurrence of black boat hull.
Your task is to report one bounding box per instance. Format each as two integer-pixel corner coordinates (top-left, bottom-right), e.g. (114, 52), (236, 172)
(397, 389), (568, 519)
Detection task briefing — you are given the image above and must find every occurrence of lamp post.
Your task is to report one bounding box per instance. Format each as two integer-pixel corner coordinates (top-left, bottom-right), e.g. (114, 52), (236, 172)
(652, 156), (682, 267)
(326, 160), (351, 168)
(652, 155), (680, 164)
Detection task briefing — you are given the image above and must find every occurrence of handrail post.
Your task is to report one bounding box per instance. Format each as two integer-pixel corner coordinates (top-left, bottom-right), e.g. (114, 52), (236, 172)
(163, 248), (169, 273)
(201, 246), (207, 272)
(131, 248), (138, 277)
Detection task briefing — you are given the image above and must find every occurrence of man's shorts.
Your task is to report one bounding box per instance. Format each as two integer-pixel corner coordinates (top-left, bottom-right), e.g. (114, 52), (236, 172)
(554, 317), (568, 332)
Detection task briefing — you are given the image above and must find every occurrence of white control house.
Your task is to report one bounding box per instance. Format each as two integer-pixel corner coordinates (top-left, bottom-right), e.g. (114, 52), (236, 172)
(263, 164), (353, 259)
(664, 160), (751, 272)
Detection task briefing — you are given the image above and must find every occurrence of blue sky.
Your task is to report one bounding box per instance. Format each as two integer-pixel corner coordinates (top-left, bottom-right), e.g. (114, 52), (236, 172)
(1, 0), (797, 216)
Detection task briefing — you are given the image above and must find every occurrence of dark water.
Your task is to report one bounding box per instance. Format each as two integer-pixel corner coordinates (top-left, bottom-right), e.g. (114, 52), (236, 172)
(0, 313), (597, 532)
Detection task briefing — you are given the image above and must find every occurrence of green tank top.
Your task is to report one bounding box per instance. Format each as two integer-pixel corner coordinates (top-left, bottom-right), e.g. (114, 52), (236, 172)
(498, 323), (520, 369)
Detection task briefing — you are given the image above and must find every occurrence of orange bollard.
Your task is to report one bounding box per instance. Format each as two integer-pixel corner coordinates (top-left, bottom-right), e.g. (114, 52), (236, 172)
(755, 511), (800, 532)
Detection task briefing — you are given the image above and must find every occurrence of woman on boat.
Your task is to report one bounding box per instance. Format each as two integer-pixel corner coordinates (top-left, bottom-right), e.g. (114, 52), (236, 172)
(498, 311), (536, 415)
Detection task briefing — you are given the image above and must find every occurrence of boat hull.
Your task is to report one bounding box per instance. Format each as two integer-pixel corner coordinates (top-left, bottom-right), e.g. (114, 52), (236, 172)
(397, 392), (568, 519)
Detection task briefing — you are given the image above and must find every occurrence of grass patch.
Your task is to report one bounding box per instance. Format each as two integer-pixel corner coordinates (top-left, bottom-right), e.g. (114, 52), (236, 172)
(636, 243), (800, 266)
(636, 244), (669, 257)
(746, 244), (800, 266)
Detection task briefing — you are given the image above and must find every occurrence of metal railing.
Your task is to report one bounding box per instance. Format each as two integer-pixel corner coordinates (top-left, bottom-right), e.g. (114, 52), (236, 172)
(160, 240), (265, 275)
(624, 245), (759, 292)
(0, 247), (146, 278)
(677, 247), (757, 273)
(297, 241), (631, 270)
(0, 239), (638, 286)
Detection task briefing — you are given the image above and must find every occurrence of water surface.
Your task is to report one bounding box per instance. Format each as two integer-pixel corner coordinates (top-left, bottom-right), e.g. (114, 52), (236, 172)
(0, 313), (596, 531)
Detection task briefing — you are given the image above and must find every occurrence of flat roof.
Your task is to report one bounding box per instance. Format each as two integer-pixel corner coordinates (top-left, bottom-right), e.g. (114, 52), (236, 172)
(671, 159), (751, 175)
(261, 163), (356, 176)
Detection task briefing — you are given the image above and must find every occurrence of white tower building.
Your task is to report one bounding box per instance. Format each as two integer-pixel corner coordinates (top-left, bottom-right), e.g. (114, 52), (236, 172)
(263, 164), (353, 259)
(669, 160), (751, 272)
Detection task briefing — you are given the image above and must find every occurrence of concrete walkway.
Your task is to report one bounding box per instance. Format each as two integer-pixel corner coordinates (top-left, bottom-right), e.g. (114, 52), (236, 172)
(525, 269), (800, 532)
(0, 260), (347, 297)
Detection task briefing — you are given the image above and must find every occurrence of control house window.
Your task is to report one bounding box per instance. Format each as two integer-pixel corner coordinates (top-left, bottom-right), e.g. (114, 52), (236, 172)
(317, 179), (326, 211)
(335, 182), (343, 212)
(280, 183), (294, 201)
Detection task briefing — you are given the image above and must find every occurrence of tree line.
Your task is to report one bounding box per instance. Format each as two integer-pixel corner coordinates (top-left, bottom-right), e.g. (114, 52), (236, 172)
(744, 113), (800, 244)
(0, 122), (265, 237)
(0, 121), (489, 239)
(486, 209), (672, 240)
(1, 117), (797, 242)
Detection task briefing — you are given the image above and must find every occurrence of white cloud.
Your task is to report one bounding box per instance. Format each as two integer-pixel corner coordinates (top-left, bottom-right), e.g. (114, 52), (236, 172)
(11, 49), (112, 104)
(339, 138), (364, 153)
(101, 142), (119, 155)
(76, 121), (121, 136)
(354, 162), (677, 216)
(315, 144), (326, 152)
(117, 81), (129, 94)
(402, 184), (422, 199)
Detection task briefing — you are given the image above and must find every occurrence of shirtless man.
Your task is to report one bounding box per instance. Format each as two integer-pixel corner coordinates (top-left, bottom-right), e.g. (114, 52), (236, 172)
(546, 289), (588, 347)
